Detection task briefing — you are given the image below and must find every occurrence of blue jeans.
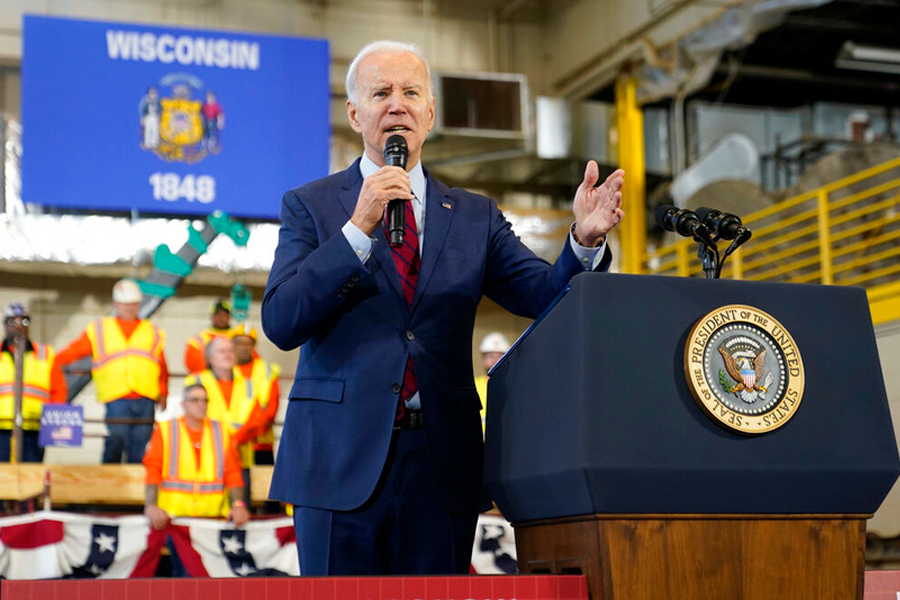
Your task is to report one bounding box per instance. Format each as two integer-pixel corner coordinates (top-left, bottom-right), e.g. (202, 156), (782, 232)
(103, 398), (155, 464)
(0, 430), (44, 462)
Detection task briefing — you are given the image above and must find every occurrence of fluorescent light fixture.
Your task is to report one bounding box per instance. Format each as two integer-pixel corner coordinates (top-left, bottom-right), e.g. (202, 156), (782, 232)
(835, 41), (900, 74)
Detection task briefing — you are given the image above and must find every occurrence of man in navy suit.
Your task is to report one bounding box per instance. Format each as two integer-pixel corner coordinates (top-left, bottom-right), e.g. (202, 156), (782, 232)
(262, 40), (625, 576)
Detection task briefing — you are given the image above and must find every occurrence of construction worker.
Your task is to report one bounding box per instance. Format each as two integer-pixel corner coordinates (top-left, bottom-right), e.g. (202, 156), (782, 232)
(184, 336), (275, 504)
(143, 382), (248, 576)
(474, 332), (511, 435)
(0, 303), (67, 462)
(231, 324), (280, 466)
(184, 300), (234, 374)
(57, 278), (168, 464)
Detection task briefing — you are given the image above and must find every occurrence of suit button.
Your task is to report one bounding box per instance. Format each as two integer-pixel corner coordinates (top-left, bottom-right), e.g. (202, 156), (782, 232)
(351, 273), (360, 282)
(406, 330), (415, 341)
(391, 383), (401, 394)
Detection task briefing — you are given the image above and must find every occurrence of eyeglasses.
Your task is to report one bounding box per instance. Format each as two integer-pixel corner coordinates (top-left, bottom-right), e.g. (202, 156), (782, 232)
(183, 396), (209, 403)
(4, 317), (30, 327)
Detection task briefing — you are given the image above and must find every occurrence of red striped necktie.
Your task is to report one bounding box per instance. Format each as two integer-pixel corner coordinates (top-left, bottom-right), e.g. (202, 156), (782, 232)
(388, 199), (420, 419)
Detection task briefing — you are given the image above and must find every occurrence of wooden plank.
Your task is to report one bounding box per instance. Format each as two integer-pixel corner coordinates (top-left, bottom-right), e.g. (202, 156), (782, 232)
(0, 465), (45, 500)
(0, 464), (276, 505)
(49, 465), (146, 505)
(250, 465), (274, 503)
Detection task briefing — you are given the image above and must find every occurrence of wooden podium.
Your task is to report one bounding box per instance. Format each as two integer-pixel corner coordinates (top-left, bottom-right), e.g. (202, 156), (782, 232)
(514, 515), (865, 600)
(484, 274), (898, 600)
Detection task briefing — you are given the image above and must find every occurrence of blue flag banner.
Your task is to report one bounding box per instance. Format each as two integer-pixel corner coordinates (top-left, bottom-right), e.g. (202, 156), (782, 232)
(21, 15), (329, 219)
(39, 404), (84, 448)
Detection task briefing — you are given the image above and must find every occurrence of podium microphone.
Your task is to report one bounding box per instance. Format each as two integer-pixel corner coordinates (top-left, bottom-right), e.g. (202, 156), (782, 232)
(384, 135), (409, 247)
(655, 205), (713, 244)
(696, 207), (752, 242)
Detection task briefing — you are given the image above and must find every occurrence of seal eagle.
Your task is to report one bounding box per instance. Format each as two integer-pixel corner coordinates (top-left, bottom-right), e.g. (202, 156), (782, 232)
(718, 347), (767, 393)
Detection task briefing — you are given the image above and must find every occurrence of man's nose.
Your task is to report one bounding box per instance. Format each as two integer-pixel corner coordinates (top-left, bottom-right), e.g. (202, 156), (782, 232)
(388, 90), (407, 111)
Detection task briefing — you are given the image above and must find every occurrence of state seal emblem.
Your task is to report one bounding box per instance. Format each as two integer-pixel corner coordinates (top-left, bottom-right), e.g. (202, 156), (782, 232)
(684, 304), (805, 434)
(139, 73), (225, 163)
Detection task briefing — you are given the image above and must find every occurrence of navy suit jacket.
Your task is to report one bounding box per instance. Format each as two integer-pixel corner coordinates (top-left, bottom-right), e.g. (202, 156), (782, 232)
(262, 159), (611, 514)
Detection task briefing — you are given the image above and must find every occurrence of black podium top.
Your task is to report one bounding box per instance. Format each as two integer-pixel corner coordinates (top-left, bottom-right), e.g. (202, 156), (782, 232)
(484, 273), (899, 523)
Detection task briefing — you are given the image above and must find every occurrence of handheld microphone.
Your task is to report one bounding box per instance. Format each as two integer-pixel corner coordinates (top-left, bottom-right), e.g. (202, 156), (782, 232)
(655, 205), (712, 242)
(695, 207), (751, 241)
(384, 135), (409, 247)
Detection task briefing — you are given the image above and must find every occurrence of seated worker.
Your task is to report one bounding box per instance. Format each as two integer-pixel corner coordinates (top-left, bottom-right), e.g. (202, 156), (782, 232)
(184, 300), (234, 374)
(143, 383), (249, 576)
(0, 303), (67, 462)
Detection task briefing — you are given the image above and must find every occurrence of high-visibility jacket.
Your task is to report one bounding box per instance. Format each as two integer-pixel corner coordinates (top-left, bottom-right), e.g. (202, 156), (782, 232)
(186, 369), (258, 468)
(85, 317), (165, 402)
(157, 417), (230, 518)
(183, 327), (234, 374)
(474, 375), (488, 435)
(247, 358), (281, 449)
(0, 343), (55, 431)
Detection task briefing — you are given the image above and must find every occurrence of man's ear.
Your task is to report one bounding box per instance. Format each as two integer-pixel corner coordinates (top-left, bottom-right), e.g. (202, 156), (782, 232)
(427, 96), (435, 132)
(347, 99), (362, 133)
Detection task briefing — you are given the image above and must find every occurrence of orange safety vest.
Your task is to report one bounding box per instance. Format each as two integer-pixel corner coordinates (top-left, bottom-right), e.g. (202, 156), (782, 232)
(186, 369), (257, 468)
(248, 358), (280, 448)
(157, 417), (230, 518)
(85, 317), (164, 403)
(0, 343), (55, 431)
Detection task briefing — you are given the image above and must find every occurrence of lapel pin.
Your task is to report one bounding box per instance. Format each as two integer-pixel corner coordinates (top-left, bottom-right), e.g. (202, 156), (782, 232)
(441, 201), (452, 210)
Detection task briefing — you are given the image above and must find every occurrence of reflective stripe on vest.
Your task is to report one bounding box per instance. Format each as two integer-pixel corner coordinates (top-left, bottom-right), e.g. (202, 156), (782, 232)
(248, 358), (281, 409)
(248, 358), (280, 448)
(187, 328), (235, 351)
(86, 318), (163, 402)
(0, 343), (55, 430)
(157, 417), (228, 518)
(185, 369), (258, 468)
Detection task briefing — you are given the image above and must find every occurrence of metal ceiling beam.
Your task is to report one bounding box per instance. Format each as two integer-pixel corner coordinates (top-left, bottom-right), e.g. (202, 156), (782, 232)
(716, 62), (900, 89)
(782, 14), (897, 35)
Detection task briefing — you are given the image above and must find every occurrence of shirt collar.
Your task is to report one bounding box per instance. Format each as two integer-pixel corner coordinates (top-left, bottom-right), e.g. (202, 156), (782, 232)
(2, 339), (35, 354)
(359, 154), (426, 205)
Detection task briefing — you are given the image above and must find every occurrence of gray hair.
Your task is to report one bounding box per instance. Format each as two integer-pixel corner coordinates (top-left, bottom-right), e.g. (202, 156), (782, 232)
(345, 40), (433, 105)
(204, 334), (233, 367)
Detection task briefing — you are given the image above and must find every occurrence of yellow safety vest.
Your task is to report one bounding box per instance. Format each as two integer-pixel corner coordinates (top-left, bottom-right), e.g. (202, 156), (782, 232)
(157, 417), (230, 518)
(0, 343), (55, 431)
(186, 327), (235, 354)
(247, 358), (280, 447)
(474, 375), (488, 435)
(85, 317), (164, 403)
(185, 369), (257, 468)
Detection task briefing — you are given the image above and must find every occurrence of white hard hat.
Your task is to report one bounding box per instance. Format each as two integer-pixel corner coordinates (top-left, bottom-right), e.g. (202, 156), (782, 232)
(112, 278), (143, 303)
(479, 332), (511, 354)
(3, 302), (28, 319)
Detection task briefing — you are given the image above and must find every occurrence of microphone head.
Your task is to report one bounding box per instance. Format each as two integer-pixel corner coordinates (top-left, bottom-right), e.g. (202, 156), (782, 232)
(696, 206), (743, 240)
(695, 207), (719, 224)
(673, 210), (702, 238)
(655, 205), (679, 231)
(384, 135), (408, 168)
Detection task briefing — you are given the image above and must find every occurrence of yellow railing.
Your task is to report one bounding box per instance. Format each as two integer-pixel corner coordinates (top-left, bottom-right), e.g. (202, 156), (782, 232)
(643, 155), (900, 326)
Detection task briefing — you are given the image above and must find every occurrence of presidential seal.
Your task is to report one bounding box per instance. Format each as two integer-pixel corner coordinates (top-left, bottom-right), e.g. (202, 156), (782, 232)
(684, 304), (805, 434)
